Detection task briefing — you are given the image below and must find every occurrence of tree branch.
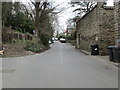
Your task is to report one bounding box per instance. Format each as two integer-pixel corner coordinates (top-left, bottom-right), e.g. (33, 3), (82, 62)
(30, 0), (36, 6)
(22, 4), (35, 23)
(28, 2), (36, 15)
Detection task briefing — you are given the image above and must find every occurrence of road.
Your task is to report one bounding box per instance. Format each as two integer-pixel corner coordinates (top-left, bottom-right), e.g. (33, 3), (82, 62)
(2, 41), (118, 88)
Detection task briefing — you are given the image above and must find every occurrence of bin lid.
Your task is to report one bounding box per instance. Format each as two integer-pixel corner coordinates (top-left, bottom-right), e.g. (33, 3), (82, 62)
(91, 44), (99, 47)
(114, 46), (120, 49)
(107, 46), (116, 49)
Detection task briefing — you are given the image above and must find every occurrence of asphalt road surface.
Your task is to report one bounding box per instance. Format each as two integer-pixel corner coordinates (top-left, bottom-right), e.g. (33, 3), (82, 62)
(2, 41), (118, 88)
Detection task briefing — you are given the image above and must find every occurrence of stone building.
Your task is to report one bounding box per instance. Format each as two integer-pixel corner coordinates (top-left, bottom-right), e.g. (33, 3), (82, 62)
(76, 2), (115, 55)
(114, 1), (120, 46)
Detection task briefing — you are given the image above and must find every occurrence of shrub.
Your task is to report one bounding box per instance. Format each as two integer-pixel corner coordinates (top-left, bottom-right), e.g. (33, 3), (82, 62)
(68, 40), (76, 46)
(24, 42), (46, 53)
(40, 33), (50, 47)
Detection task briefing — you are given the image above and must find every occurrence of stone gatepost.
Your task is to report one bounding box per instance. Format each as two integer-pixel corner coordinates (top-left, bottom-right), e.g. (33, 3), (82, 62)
(114, 1), (120, 46)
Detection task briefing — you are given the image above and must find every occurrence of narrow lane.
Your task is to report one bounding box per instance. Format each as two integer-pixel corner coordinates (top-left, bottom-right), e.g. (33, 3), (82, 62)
(2, 41), (118, 88)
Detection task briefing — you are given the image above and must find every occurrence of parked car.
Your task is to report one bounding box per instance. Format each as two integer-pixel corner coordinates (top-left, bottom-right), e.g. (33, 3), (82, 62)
(60, 38), (66, 43)
(49, 38), (54, 44)
(55, 38), (58, 41)
(49, 40), (52, 44)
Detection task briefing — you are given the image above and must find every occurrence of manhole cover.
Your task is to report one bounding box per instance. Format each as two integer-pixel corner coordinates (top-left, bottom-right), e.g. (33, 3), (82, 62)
(1, 69), (16, 73)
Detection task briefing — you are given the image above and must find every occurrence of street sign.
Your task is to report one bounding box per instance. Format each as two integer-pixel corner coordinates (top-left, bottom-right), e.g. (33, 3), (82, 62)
(33, 30), (35, 33)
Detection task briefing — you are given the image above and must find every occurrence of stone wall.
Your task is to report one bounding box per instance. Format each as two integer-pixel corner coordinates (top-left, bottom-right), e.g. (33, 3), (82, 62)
(2, 27), (33, 43)
(114, 1), (120, 46)
(76, 2), (115, 55)
(98, 4), (115, 55)
(76, 6), (99, 52)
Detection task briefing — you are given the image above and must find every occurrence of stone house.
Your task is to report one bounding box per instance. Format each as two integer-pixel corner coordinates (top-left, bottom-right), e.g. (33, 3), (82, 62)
(114, 1), (120, 46)
(76, 2), (115, 55)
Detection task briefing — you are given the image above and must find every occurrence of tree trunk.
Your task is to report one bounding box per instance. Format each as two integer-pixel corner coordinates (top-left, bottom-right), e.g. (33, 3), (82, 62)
(34, 2), (40, 37)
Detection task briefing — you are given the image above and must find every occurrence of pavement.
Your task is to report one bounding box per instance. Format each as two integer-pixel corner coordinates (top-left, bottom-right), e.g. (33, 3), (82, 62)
(80, 50), (119, 68)
(2, 41), (118, 88)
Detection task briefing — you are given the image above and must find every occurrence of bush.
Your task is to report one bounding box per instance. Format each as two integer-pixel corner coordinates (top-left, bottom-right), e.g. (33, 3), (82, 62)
(57, 35), (67, 40)
(67, 30), (76, 40)
(67, 35), (72, 40)
(68, 40), (76, 46)
(40, 33), (50, 47)
(24, 42), (47, 53)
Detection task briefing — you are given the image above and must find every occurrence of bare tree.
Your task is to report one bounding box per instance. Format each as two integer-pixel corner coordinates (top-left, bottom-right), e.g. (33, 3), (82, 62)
(22, 1), (45, 37)
(22, 0), (66, 38)
(71, 1), (97, 16)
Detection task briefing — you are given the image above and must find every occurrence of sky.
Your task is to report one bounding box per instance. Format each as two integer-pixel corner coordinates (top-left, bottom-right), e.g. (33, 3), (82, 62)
(106, 0), (114, 6)
(52, 0), (76, 33)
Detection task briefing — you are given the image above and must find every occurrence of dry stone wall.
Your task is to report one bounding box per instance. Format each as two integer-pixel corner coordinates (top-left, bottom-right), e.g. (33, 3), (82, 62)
(2, 27), (33, 43)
